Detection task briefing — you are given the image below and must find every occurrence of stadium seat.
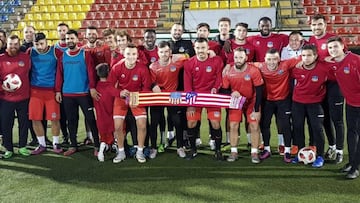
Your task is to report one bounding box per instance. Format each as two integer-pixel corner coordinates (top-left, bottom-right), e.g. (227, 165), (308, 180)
(73, 5), (82, 12)
(304, 7), (315, 15)
(113, 11), (123, 19)
(24, 13), (32, 21)
(64, 5), (73, 12)
(82, 5), (91, 11)
(349, 0), (359, 4)
(33, 13), (42, 21)
(35, 21), (45, 30)
(250, 0), (260, 8)
(336, 27), (347, 35)
(337, 0), (349, 4)
(31, 5), (40, 13)
(219, 1), (229, 9)
(313, 0), (325, 5)
(48, 30), (58, 39)
(344, 16), (357, 24)
(77, 12), (86, 19)
(17, 21), (26, 29)
(147, 10), (159, 18)
(209, 1), (219, 9)
(230, 1), (240, 8)
(240, 0), (250, 7)
(353, 36), (360, 46)
(86, 12), (96, 20)
(68, 12), (77, 20)
(329, 6), (339, 14)
(355, 6), (360, 14)
(103, 12), (113, 19)
(108, 4), (118, 11)
(302, 0), (312, 6)
(37, 0), (45, 5)
(317, 6), (328, 14)
(59, 13), (68, 21)
(46, 5), (56, 12)
(45, 21), (56, 29)
(341, 6), (352, 14)
(72, 21), (82, 29)
(261, 0), (271, 7)
(152, 2), (161, 10)
(51, 13), (60, 20)
(56, 5), (65, 12)
(349, 26), (360, 34)
(42, 13), (51, 20)
(199, 1), (209, 9)
(325, 0), (336, 5)
(332, 16), (343, 24)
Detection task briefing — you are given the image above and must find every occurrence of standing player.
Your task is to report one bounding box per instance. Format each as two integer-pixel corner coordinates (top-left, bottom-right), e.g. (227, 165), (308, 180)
(20, 25), (35, 52)
(326, 37), (360, 179)
(55, 23), (69, 51)
(55, 30), (100, 156)
(291, 45), (330, 168)
(184, 38), (223, 160)
(109, 44), (151, 163)
(196, 23), (221, 55)
(309, 14), (344, 163)
(213, 17), (234, 47)
(253, 49), (298, 163)
(149, 41), (188, 158)
(29, 33), (63, 155)
(0, 35), (31, 158)
(222, 47), (264, 163)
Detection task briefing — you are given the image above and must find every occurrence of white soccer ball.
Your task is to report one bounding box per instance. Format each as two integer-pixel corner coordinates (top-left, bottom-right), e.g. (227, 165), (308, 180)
(3, 73), (22, 91)
(298, 147), (316, 165)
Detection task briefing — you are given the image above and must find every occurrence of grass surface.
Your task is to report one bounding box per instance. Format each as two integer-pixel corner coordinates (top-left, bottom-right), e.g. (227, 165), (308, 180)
(0, 112), (358, 203)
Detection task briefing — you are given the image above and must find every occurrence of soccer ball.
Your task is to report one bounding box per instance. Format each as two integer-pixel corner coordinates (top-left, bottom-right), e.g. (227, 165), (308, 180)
(298, 147), (316, 165)
(3, 73), (22, 91)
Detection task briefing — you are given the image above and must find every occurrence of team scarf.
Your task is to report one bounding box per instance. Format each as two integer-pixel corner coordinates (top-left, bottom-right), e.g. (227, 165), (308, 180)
(127, 92), (246, 109)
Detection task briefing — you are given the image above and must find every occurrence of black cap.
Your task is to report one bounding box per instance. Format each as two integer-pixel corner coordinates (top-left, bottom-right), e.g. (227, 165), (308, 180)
(35, 32), (46, 42)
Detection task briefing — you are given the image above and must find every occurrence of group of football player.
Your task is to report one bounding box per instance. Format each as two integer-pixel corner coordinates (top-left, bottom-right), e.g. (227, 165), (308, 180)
(0, 13), (359, 179)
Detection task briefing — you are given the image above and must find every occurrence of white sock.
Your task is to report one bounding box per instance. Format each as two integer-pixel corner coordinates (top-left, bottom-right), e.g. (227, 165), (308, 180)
(52, 136), (59, 145)
(329, 145), (336, 150)
(251, 148), (258, 154)
(37, 136), (46, 147)
(167, 131), (174, 139)
(247, 133), (251, 144)
(231, 147), (238, 153)
(118, 147), (124, 152)
(137, 147), (143, 152)
(278, 134), (284, 146)
(264, 146), (271, 152)
(336, 149), (343, 154)
(86, 131), (93, 140)
(285, 147), (291, 153)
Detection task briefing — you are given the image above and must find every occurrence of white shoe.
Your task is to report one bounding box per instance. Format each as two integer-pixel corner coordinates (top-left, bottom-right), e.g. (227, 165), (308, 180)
(149, 148), (157, 159)
(97, 142), (107, 162)
(136, 151), (146, 163)
(196, 138), (202, 147)
(209, 139), (215, 151)
(113, 150), (126, 163)
(177, 147), (186, 158)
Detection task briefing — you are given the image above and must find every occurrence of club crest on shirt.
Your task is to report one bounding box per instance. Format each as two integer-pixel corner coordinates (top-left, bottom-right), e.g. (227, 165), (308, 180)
(179, 47), (185, 53)
(51, 112), (57, 119)
(170, 65), (177, 72)
(311, 75), (319, 82)
(246, 49), (250, 54)
(112, 52), (118, 58)
(195, 67), (199, 71)
(96, 51), (102, 56)
(151, 57), (157, 63)
(214, 111), (220, 118)
(256, 41), (260, 46)
(344, 67), (350, 74)
(121, 74), (125, 78)
(18, 61), (25, 67)
(244, 74), (251, 81)
(321, 43), (327, 50)
(6, 61), (10, 65)
(267, 41), (273, 48)
(132, 74), (139, 81)
(278, 69), (284, 75)
(206, 66), (212, 72)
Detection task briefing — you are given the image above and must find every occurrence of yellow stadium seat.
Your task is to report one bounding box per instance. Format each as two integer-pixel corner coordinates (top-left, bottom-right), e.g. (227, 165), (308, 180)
(51, 13), (60, 21)
(189, 2), (199, 9)
(24, 13), (33, 21)
(47, 5), (57, 12)
(261, 0), (271, 7)
(39, 6), (47, 13)
(77, 12), (86, 19)
(37, 0), (45, 5)
(199, 1), (209, 9)
(42, 13), (51, 20)
(35, 21), (45, 29)
(64, 21), (73, 28)
(59, 13), (68, 21)
(12, 31), (21, 38)
(41, 30), (48, 37)
(230, 1), (240, 8)
(81, 5), (91, 11)
(240, 0), (250, 7)
(250, 0), (260, 7)
(209, 1), (219, 9)
(72, 21), (82, 29)
(51, 0), (60, 4)
(48, 30), (58, 39)
(60, 0), (70, 4)
(57, 5), (65, 12)
(33, 13), (42, 21)
(64, 5), (73, 12)
(219, 1), (229, 8)
(85, 0), (94, 3)
(73, 5), (82, 12)
(77, 0), (86, 4)
(17, 22), (26, 29)
(31, 5), (40, 13)
(68, 12), (77, 20)
(45, 21), (56, 29)
(69, 0), (77, 4)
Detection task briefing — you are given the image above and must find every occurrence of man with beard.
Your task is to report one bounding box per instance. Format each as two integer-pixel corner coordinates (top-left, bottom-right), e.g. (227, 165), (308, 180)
(20, 25), (35, 52)
(149, 41), (188, 159)
(291, 45), (331, 168)
(55, 30), (100, 157)
(196, 23), (221, 55)
(109, 44), (151, 163)
(309, 14), (345, 164)
(222, 47), (264, 163)
(0, 35), (31, 158)
(326, 36), (360, 179)
(184, 38), (224, 160)
(29, 33), (63, 155)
